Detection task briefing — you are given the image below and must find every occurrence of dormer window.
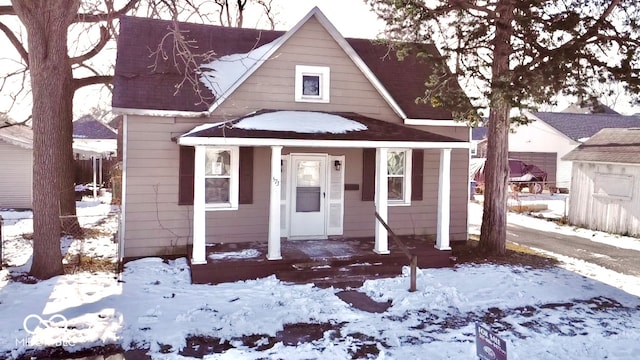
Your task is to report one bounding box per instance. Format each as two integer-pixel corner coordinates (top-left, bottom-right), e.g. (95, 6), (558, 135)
(295, 65), (330, 103)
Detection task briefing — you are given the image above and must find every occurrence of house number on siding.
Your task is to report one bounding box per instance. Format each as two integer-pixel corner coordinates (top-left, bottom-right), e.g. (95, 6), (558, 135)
(272, 177), (280, 186)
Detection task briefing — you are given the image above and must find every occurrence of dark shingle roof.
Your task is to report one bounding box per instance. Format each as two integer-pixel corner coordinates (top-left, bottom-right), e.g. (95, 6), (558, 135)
(563, 128), (640, 164)
(561, 102), (620, 114)
(184, 110), (463, 143)
(533, 112), (640, 141)
(472, 127), (487, 141)
(113, 15), (458, 120)
(73, 115), (117, 139)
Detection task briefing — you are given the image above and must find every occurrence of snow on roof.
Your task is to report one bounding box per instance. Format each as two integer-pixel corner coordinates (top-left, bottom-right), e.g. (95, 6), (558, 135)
(233, 111), (367, 134)
(0, 124), (33, 149)
(73, 139), (117, 156)
(182, 121), (227, 137)
(199, 37), (281, 98)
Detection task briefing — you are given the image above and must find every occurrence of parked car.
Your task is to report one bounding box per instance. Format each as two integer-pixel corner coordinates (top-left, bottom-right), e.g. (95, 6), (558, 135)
(470, 158), (548, 194)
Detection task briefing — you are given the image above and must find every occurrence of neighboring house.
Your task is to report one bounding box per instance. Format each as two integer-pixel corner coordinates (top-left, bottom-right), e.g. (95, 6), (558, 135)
(0, 124), (33, 209)
(112, 8), (471, 262)
(472, 103), (640, 191)
(72, 115), (118, 159)
(563, 128), (640, 237)
(509, 110), (640, 191)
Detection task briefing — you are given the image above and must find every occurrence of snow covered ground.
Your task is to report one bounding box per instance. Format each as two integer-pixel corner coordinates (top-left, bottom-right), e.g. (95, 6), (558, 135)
(0, 193), (639, 359)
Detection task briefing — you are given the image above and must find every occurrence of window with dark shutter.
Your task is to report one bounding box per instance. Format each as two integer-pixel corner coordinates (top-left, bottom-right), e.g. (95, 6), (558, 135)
(178, 146), (254, 206)
(361, 148), (424, 202)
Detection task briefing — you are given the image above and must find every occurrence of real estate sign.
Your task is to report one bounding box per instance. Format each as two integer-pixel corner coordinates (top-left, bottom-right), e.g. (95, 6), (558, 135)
(475, 322), (507, 360)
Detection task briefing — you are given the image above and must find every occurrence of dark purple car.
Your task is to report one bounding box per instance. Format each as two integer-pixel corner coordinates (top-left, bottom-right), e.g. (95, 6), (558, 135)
(471, 158), (548, 194)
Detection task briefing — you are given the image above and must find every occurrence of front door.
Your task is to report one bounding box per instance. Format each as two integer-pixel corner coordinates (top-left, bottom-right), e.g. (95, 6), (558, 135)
(289, 155), (327, 239)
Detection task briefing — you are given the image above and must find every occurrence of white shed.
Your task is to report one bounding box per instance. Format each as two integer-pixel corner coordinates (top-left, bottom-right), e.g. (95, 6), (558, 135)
(563, 128), (640, 237)
(0, 125), (33, 209)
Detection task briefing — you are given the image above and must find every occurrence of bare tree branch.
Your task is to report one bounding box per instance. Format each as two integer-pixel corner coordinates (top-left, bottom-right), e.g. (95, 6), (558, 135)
(0, 20), (29, 65)
(255, 0), (276, 30)
(75, 0), (139, 23)
(0, 114), (31, 129)
(149, 23), (216, 104)
(70, 25), (110, 64)
(0, 5), (16, 16)
(72, 75), (113, 90)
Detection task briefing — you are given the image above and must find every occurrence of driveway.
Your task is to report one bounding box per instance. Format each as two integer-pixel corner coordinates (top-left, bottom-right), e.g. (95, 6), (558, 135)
(506, 223), (640, 277)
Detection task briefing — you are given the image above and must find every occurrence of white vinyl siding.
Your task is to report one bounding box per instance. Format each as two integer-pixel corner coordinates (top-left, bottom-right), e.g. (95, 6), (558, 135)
(0, 141), (32, 209)
(569, 162), (640, 236)
(327, 155), (345, 235)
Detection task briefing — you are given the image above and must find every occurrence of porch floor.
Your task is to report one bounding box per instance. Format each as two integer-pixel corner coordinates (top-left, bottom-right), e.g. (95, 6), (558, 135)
(189, 236), (455, 288)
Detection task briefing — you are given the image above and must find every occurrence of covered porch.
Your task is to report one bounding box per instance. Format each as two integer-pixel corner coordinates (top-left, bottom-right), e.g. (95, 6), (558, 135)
(178, 110), (468, 283)
(189, 235), (455, 286)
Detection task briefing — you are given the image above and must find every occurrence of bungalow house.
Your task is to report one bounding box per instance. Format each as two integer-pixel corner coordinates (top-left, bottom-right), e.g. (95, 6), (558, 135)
(111, 8), (471, 268)
(563, 128), (640, 237)
(0, 124), (32, 209)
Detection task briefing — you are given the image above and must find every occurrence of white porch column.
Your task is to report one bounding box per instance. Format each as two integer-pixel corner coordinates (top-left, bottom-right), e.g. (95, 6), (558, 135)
(192, 146), (207, 264)
(267, 145), (283, 260)
(436, 148), (452, 250)
(374, 147), (390, 254)
(99, 157), (103, 188)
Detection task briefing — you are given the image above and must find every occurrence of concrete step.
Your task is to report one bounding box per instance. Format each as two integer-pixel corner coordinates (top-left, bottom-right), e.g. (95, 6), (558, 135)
(276, 260), (403, 286)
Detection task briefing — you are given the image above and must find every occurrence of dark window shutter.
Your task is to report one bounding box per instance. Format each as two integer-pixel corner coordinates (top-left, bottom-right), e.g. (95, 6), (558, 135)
(178, 146), (253, 206)
(239, 147), (253, 204)
(362, 148), (423, 202)
(361, 148), (376, 201)
(411, 149), (424, 201)
(178, 146), (195, 205)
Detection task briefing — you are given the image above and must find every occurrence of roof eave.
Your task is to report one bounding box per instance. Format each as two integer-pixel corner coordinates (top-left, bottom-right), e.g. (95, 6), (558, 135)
(112, 106), (209, 118)
(179, 136), (468, 149)
(404, 118), (465, 126)
(523, 110), (580, 144)
(0, 136), (33, 149)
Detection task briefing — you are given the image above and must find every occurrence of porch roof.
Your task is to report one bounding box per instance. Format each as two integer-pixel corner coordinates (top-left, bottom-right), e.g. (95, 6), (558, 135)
(178, 110), (468, 149)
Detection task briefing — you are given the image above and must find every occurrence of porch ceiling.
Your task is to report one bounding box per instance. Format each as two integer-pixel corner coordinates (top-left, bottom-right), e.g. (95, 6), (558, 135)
(178, 110), (468, 149)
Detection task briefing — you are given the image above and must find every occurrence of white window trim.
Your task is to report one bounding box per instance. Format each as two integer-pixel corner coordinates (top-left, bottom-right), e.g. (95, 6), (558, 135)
(295, 65), (330, 103)
(204, 146), (240, 211)
(387, 149), (412, 206)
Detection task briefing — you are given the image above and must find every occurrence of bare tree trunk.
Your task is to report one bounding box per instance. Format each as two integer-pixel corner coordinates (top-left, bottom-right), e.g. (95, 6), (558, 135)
(479, 0), (515, 256)
(12, 0), (80, 279)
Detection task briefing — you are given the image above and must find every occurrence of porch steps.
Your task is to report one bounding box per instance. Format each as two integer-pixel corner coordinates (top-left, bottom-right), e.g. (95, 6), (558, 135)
(189, 238), (454, 285)
(277, 254), (423, 288)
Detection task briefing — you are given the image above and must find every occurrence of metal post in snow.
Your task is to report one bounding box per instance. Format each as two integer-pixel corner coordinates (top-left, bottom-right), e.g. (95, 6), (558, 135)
(0, 215), (3, 268)
(99, 157), (103, 190)
(410, 255), (417, 292)
(92, 155), (98, 198)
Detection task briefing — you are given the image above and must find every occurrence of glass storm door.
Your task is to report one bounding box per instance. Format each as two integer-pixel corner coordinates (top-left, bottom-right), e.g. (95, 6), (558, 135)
(289, 155), (327, 239)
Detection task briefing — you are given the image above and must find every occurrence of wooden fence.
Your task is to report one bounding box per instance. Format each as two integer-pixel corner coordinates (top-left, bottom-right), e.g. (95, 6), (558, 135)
(75, 158), (119, 188)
